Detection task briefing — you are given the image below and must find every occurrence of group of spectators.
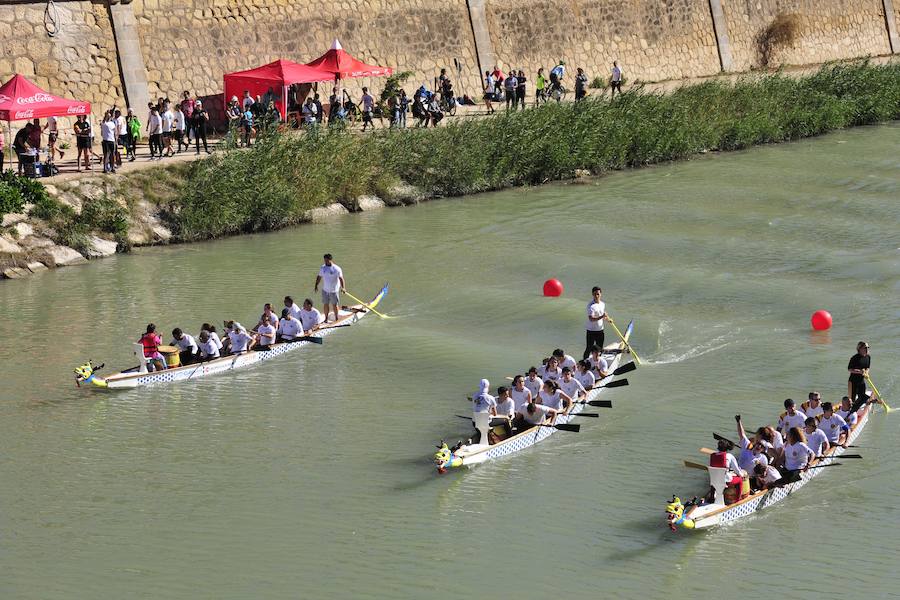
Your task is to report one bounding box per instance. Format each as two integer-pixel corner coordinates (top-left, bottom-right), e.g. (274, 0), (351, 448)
(483, 61), (624, 112)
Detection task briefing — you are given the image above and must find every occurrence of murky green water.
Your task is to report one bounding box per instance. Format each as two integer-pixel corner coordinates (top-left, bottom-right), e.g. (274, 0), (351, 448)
(1, 124), (899, 599)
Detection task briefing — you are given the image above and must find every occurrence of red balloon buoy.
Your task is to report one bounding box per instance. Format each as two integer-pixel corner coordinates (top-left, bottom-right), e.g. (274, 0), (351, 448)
(543, 279), (564, 297)
(811, 310), (832, 331)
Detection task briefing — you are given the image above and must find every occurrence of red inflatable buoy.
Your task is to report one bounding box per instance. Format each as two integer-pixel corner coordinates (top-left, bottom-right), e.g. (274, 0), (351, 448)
(811, 310), (832, 331)
(543, 279), (564, 297)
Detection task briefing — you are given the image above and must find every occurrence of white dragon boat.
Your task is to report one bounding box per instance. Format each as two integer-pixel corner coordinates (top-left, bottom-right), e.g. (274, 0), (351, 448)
(73, 284), (388, 389)
(434, 320), (634, 472)
(666, 395), (876, 531)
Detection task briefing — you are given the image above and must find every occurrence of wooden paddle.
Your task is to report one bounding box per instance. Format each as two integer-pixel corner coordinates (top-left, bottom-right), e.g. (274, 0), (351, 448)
(865, 375), (893, 413)
(699, 447), (715, 455)
(607, 317), (641, 365)
(343, 290), (393, 319)
(683, 460), (708, 470)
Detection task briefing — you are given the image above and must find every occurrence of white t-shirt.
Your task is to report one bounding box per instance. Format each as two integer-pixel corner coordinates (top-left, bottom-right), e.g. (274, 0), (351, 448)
(589, 355), (609, 375)
(576, 369), (596, 390)
(302, 103), (317, 123)
(256, 324), (276, 345)
(47, 116), (58, 132)
(761, 465), (780, 484)
(318, 264), (344, 293)
(538, 389), (565, 411)
(284, 303), (302, 320)
(472, 393), (496, 414)
(778, 410), (808, 434)
(148, 114), (162, 135)
(803, 403), (824, 420)
(784, 441), (814, 470)
(228, 330), (252, 353)
(737, 436), (762, 473)
(495, 397), (515, 419)
(278, 317), (302, 340)
(836, 409), (858, 427)
(819, 414), (849, 443)
(556, 354), (577, 370)
(523, 403), (552, 425)
(208, 331), (223, 350)
(101, 119), (117, 142)
(723, 452), (742, 476)
(806, 428), (829, 457)
(171, 334), (198, 354)
(538, 365), (561, 382)
(198, 339), (220, 358)
(586, 300), (606, 332)
(510, 387), (532, 414)
(174, 110), (186, 131)
(162, 110), (174, 133)
(523, 376), (543, 398)
(115, 115), (126, 136)
(559, 377), (585, 399)
(298, 307), (322, 331)
(771, 430), (785, 450)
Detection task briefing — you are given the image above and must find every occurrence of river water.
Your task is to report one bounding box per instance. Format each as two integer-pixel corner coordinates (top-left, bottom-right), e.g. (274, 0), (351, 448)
(1, 124), (899, 599)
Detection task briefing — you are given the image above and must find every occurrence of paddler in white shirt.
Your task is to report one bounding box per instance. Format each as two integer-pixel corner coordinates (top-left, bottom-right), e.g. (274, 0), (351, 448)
(493, 386), (516, 439)
(201, 323), (223, 352)
(298, 298), (323, 333)
(170, 328), (199, 365)
(255, 315), (277, 349)
(277, 308), (303, 342)
(588, 346), (610, 379)
(777, 398), (807, 436)
(818, 402), (850, 448)
(801, 391), (824, 421)
(551, 348), (577, 371)
(558, 367), (587, 401)
(836, 396), (859, 427)
(225, 321), (255, 355)
(538, 356), (562, 383)
(522, 401), (558, 429)
(283, 295), (302, 320)
(523, 367), (544, 398)
(510, 375), (533, 415)
(197, 330), (220, 361)
(735, 415), (771, 474)
(575, 360), (596, 391)
(804, 417), (830, 457)
(537, 380), (573, 414)
(255, 303), (280, 331)
(314, 252), (345, 323)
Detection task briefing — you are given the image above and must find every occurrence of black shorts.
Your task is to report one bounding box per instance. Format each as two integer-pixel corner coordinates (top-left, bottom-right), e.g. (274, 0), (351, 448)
(118, 134), (128, 146)
(611, 81), (622, 91)
(362, 111), (373, 123)
(48, 132), (58, 143)
(76, 137), (91, 150)
(163, 131), (172, 139)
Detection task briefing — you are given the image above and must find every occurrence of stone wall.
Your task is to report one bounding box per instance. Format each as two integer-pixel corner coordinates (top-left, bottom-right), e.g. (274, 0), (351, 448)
(484, 0), (722, 85)
(131, 0), (482, 121)
(724, 0), (892, 71)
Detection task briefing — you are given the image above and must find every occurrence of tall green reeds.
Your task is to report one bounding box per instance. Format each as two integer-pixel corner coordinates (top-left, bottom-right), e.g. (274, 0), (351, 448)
(174, 61), (900, 241)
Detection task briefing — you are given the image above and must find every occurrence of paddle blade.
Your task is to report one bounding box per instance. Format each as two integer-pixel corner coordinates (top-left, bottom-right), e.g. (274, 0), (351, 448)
(299, 336), (324, 344)
(612, 362), (637, 376)
(571, 412), (600, 418)
(553, 423), (581, 432)
(683, 460), (707, 471)
(601, 378), (629, 389)
(588, 400), (613, 408)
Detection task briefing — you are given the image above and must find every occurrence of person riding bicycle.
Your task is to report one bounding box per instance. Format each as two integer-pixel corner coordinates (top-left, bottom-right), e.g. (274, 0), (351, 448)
(550, 60), (566, 99)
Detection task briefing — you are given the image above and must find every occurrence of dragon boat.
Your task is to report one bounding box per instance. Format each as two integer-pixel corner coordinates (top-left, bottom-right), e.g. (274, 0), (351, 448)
(73, 284), (388, 390)
(434, 320), (634, 473)
(666, 396), (876, 531)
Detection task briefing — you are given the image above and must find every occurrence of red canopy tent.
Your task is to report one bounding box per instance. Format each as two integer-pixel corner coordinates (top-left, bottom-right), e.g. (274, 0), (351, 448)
(223, 59), (329, 118)
(305, 39), (393, 80)
(0, 74), (91, 121)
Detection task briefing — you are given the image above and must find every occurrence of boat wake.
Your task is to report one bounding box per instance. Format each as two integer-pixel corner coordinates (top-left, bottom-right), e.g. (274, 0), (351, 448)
(645, 321), (739, 365)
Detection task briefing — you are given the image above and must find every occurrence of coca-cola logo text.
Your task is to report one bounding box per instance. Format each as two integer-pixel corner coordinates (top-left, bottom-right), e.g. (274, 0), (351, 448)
(16, 93), (54, 105)
(14, 109), (34, 119)
(67, 105), (87, 114)
(0, 94), (10, 104)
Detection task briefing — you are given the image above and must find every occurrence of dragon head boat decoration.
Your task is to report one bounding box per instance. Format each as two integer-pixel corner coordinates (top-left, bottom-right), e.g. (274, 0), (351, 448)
(73, 361), (108, 388)
(434, 441), (464, 473)
(665, 496), (696, 531)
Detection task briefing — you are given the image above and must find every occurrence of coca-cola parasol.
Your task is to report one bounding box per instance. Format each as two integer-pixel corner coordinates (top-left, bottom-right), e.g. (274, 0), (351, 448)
(0, 74), (91, 121)
(305, 39), (393, 80)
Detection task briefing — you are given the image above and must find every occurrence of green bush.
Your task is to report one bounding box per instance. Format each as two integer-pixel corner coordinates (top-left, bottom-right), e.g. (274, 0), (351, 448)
(0, 171), (49, 218)
(170, 60), (900, 240)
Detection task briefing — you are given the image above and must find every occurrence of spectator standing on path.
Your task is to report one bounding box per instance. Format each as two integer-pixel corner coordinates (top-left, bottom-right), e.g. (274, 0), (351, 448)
(28, 119), (42, 157)
(550, 60), (566, 102)
(47, 116), (63, 164)
(180, 91), (195, 143)
(504, 71), (517, 110)
(13, 123), (33, 175)
(74, 115), (91, 172)
(360, 87), (375, 131)
(126, 109), (140, 161)
(516, 70), (527, 109)
(242, 90), (254, 114)
(399, 89), (409, 128)
(610, 61), (624, 98)
(574, 68), (588, 102)
(535, 68), (547, 106)
(240, 106), (253, 147)
(192, 101), (210, 154)
(174, 104), (186, 152)
(114, 109), (126, 166)
(100, 110), (117, 174)
(162, 102), (175, 157)
(147, 106), (162, 159)
(483, 71), (496, 114)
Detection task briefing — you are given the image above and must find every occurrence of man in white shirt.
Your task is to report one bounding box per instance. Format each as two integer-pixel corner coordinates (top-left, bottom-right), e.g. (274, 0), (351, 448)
(522, 402), (557, 427)
(801, 391), (824, 421)
(836, 396), (859, 427)
(314, 253), (345, 323)
(552, 348), (577, 371)
(161, 104), (174, 157)
(170, 327), (199, 365)
(558, 367), (586, 401)
(777, 398), (807, 436)
(197, 330), (220, 361)
(226, 322), (254, 354)
(100, 112), (117, 173)
(283, 296), (302, 320)
(804, 417), (830, 457)
(818, 402), (850, 447)
(114, 109), (127, 166)
(301, 97), (317, 126)
(147, 107), (163, 159)
(588, 346), (610, 378)
(255, 315), (277, 349)
(173, 104), (187, 152)
(277, 308), (303, 342)
(584, 286), (607, 359)
(298, 298), (323, 333)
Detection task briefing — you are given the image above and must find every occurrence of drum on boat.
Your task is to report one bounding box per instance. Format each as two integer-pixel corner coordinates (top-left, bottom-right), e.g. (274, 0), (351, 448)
(158, 345), (181, 368)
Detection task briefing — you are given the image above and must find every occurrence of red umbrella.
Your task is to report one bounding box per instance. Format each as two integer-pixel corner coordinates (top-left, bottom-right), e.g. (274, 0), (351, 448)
(0, 74), (91, 121)
(305, 39), (393, 80)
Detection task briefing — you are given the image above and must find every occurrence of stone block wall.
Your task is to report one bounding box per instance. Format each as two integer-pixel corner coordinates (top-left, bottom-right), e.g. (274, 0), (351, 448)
(484, 0), (722, 86)
(723, 0), (892, 71)
(131, 0), (482, 121)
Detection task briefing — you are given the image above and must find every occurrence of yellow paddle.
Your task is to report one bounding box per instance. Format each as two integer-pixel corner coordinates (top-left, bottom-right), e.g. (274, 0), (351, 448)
(865, 375), (893, 413)
(343, 290), (394, 319)
(607, 317), (642, 365)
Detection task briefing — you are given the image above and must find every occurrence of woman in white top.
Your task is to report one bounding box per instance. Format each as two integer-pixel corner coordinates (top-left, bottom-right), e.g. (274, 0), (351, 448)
(537, 380), (572, 414)
(575, 360), (596, 391)
(782, 427), (815, 475)
(509, 375), (532, 415)
(523, 368), (544, 398)
(538, 356), (562, 383)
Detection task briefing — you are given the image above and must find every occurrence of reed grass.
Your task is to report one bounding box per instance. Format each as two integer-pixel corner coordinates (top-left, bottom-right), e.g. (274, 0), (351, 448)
(171, 60), (900, 241)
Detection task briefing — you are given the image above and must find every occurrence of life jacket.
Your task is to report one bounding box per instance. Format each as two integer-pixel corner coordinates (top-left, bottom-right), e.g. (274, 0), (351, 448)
(140, 332), (159, 357)
(710, 452), (728, 468)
